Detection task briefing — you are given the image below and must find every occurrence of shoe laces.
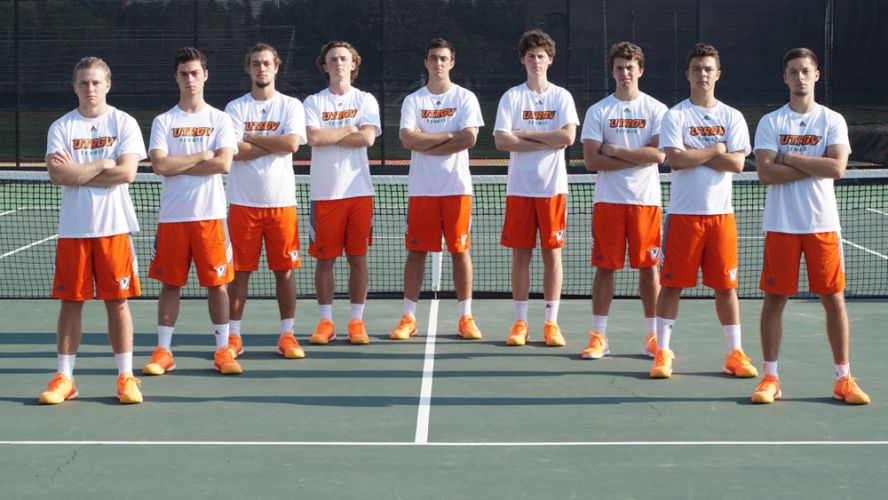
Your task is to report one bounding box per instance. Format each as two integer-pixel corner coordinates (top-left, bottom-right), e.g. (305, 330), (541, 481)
(729, 349), (751, 364)
(120, 375), (141, 389)
(510, 321), (526, 336)
(47, 374), (69, 391)
(756, 374), (779, 393)
(837, 375), (861, 394)
(586, 332), (605, 348)
(217, 348), (235, 363)
(654, 349), (672, 365)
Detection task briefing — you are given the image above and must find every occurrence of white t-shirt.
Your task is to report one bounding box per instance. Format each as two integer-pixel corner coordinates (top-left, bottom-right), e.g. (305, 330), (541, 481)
(46, 107), (146, 238)
(400, 84), (484, 196)
(754, 104), (849, 233)
(581, 92), (667, 205)
(659, 99), (751, 215)
(304, 87), (381, 200)
(494, 83), (579, 197)
(225, 92), (307, 207)
(149, 105), (238, 223)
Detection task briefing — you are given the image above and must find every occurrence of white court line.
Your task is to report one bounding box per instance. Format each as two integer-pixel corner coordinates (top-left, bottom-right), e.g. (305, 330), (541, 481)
(2, 440), (887, 447)
(0, 208), (22, 217)
(414, 299), (439, 444)
(0, 235), (57, 260)
(842, 238), (888, 260)
(866, 207), (888, 216)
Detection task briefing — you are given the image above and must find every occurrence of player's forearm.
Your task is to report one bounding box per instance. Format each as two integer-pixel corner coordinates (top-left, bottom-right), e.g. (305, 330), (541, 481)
(756, 160), (809, 185)
(782, 152), (846, 179)
(515, 129), (574, 148)
(232, 141), (272, 161)
(245, 133), (301, 154)
(665, 145), (722, 170)
(584, 152), (635, 172)
(400, 129), (453, 152)
(83, 156), (139, 187)
(306, 127), (354, 147)
(337, 127), (376, 148)
(183, 152), (233, 176)
(609, 145), (666, 166)
(422, 130), (477, 156)
(704, 152), (746, 173)
(494, 132), (554, 152)
(47, 158), (111, 186)
(152, 152), (211, 176)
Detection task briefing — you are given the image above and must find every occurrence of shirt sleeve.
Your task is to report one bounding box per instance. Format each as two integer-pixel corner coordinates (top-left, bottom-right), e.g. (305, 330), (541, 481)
(493, 91), (512, 134)
(460, 91), (484, 130)
(45, 119), (68, 157)
(725, 109), (751, 155)
(650, 101), (668, 137)
(359, 93), (382, 137)
(826, 111), (850, 148)
(658, 109), (685, 151)
(148, 115), (168, 154)
(285, 98), (308, 145)
(580, 103), (602, 143)
(558, 89), (580, 129)
(224, 100), (245, 140)
(213, 112), (239, 153)
(117, 113), (147, 160)
(303, 95), (320, 128)
(753, 113), (778, 153)
(399, 94), (417, 131)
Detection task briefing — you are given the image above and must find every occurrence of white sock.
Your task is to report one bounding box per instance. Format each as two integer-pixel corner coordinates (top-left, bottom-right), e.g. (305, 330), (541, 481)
(835, 363), (850, 380)
(514, 300), (529, 322)
(723, 324), (742, 351)
(319, 304), (333, 321)
(157, 325), (174, 350)
(403, 298), (418, 319)
(644, 317), (656, 334)
(213, 323), (230, 350)
(544, 300), (560, 323)
(281, 318), (294, 334)
(458, 299), (472, 317)
(656, 317), (675, 352)
(57, 354), (76, 377)
(114, 352), (133, 376)
(764, 361), (779, 378)
(351, 303), (365, 320)
(591, 315), (608, 334)
(229, 320), (242, 336)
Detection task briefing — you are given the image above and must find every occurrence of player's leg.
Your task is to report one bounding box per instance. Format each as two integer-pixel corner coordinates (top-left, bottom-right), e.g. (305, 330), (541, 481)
(344, 196), (373, 344)
(586, 202), (625, 358)
(538, 195), (566, 347)
(443, 195), (479, 339)
(227, 204), (264, 354)
(501, 195), (535, 346)
(392, 197), (434, 340)
(309, 200), (345, 344)
(391, 251), (425, 340)
(263, 205), (303, 358)
(628, 204), (662, 355)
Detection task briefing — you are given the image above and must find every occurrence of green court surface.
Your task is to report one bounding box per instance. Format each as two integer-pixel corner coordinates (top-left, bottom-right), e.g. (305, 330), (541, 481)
(1, 298), (886, 499)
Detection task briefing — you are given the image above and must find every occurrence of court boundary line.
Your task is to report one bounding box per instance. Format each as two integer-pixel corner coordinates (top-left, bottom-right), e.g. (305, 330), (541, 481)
(3, 440), (888, 447)
(414, 299), (438, 444)
(0, 234), (57, 260)
(842, 238), (888, 260)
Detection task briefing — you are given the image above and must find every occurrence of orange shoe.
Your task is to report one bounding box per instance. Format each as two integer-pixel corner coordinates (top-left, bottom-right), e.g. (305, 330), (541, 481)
(506, 320), (528, 346)
(228, 333), (244, 357)
(390, 315), (417, 340)
(458, 315), (482, 340)
(309, 319), (336, 345)
(580, 331), (609, 359)
(277, 332), (305, 359)
(650, 348), (674, 378)
(38, 373), (78, 405)
(723, 349), (758, 378)
(643, 332), (657, 358)
(543, 321), (566, 347)
(214, 347), (243, 375)
(751, 374), (782, 404)
(142, 347), (176, 376)
(348, 319), (370, 345)
(833, 375), (871, 405)
(117, 374), (143, 404)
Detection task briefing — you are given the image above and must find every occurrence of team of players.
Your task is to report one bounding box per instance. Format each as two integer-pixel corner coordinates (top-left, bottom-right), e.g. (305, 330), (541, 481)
(39, 31), (870, 406)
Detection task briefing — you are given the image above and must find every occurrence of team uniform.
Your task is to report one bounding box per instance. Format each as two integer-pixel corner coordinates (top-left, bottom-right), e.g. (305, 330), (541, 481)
(754, 104), (848, 295)
(303, 87), (381, 258)
(148, 105), (238, 287)
(400, 84), (484, 252)
(581, 92), (667, 269)
(46, 107), (146, 301)
(225, 92), (307, 271)
(494, 83), (579, 249)
(658, 99), (750, 289)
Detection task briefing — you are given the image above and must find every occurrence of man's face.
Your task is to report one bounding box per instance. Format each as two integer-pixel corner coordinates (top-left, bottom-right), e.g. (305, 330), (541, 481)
(175, 60), (207, 97)
(424, 47), (455, 80)
(249, 50), (279, 89)
(322, 47), (356, 84)
(74, 67), (110, 107)
(612, 57), (643, 89)
(784, 57), (819, 97)
(686, 56), (721, 92)
(522, 47), (553, 78)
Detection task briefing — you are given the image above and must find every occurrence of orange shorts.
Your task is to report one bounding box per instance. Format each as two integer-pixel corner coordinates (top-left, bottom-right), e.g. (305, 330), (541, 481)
(660, 213), (738, 290)
(592, 203), (661, 269)
(309, 196), (373, 259)
(406, 195), (472, 253)
(52, 234), (141, 301)
(229, 204), (301, 272)
(760, 231), (845, 296)
(500, 194), (566, 250)
(148, 219), (234, 287)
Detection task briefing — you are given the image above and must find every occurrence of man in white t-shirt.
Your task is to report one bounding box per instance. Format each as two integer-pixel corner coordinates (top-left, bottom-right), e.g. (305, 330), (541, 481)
(142, 47), (242, 376)
(494, 30), (578, 348)
(225, 43), (307, 360)
(389, 38), (485, 341)
(304, 41), (381, 345)
(751, 48), (869, 405)
(580, 41), (667, 360)
(651, 43), (758, 379)
(40, 57), (146, 405)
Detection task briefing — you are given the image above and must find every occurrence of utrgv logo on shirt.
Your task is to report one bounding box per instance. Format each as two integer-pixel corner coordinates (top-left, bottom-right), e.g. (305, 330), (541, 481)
(522, 111), (556, 120)
(609, 119), (646, 128)
(421, 108), (457, 119)
(322, 110), (357, 121)
(172, 127), (214, 137)
(779, 135), (822, 146)
(689, 126), (725, 136)
(72, 137), (117, 150)
(244, 122), (280, 132)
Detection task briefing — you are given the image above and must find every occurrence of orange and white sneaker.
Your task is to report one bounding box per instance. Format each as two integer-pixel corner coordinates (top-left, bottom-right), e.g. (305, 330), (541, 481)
(543, 321), (566, 347)
(142, 347), (176, 376)
(348, 319), (370, 345)
(309, 319), (336, 345)
(38, 373), (78, 405)
(833, 375), (871, 405)
(228, 334), (244, 357)
(723, 349), (758, 378)
(117, 374), (143, 404)
(458, 315), (482, 340)
(580, 331), (609, 359)
(643, 332), (657, 358)
(751, 374), (782, 404)
(650, 348), (675, 378)
(277, 332), (305, 359)
(390, 315), (417, 340)
(506, 320), (529, 346)
(214, 347), (243, 375)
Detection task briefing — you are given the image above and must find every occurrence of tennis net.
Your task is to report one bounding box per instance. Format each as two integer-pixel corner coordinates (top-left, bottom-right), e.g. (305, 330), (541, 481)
(1, 169), (887, 299)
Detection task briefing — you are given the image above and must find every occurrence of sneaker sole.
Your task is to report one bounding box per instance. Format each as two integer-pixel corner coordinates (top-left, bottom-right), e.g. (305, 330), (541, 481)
(723, 367), (758, 378)
(118, 394), (143, 404)
(650, 370), (672, 379)
(349, 337), (370, 345)
(459, 333), (482, 340)
(752, 390), (782, 404)
(309, 334), (336, 345)
(581, 348), (610, 360)
(278, 348), (306, 359)
(214, 365), (243, 375)
(390, 328), (416, 340)
(833, 393), (870, 405)
(39, 389), (79, 405)
(142, 364), (176, 376)
(506, 336), (527, 346)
